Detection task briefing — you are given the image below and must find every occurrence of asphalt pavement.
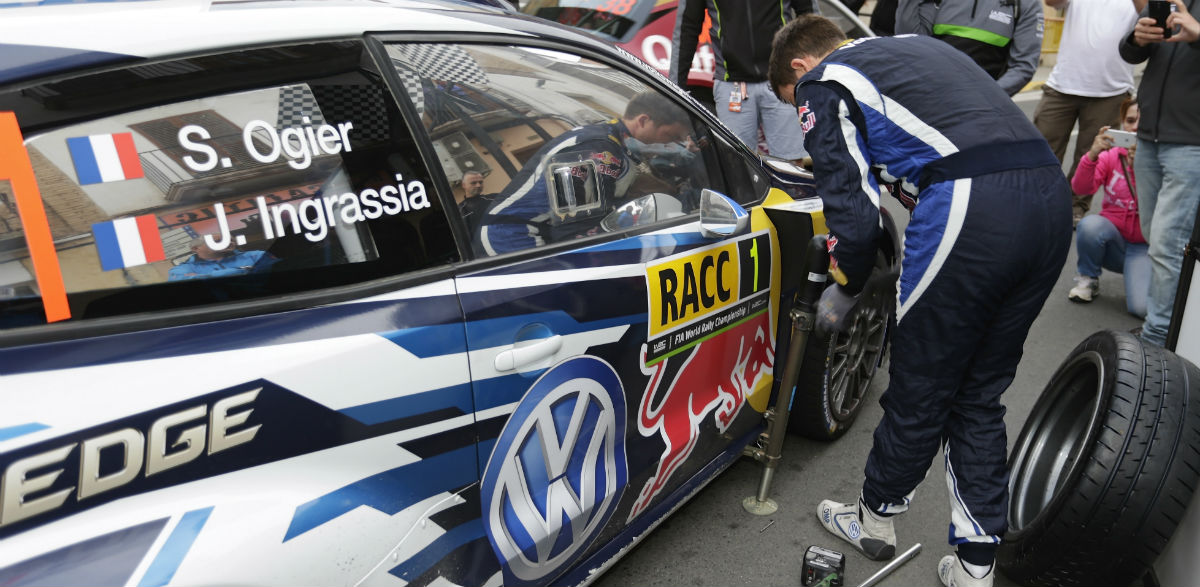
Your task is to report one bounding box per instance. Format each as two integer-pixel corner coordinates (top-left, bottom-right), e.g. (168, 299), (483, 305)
(593, 68), (1146, 587)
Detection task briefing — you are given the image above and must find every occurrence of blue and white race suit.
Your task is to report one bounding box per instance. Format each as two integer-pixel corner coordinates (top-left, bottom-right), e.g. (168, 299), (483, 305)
(477, 120), (640, 256)
(795, 34), (1071, 552)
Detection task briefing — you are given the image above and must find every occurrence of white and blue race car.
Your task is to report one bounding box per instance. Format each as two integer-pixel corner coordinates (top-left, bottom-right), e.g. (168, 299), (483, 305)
(0, 2), (898, 585)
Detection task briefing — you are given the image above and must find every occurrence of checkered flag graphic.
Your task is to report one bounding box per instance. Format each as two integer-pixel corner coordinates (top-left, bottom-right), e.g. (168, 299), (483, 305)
(389, 44), (490, 117)
(276, 83), (391, 147)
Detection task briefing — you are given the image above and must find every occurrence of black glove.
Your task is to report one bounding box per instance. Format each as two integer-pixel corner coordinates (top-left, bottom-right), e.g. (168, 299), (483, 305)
(816, 284), (860, 336)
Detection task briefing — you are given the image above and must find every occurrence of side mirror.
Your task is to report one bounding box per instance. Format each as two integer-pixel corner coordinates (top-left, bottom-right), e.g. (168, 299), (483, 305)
(699, 189), (749, 238)
(600, 193), (683, 232)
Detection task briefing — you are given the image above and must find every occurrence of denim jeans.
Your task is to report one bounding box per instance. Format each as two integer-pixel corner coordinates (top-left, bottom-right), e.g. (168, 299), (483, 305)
(1076, 214), (1150, 317)
(713, 79), (808, 160)
(1135, 140), (1200, 345)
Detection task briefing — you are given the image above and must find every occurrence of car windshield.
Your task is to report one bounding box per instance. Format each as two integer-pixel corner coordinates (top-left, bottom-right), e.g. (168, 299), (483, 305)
(520, 0), (656, 42)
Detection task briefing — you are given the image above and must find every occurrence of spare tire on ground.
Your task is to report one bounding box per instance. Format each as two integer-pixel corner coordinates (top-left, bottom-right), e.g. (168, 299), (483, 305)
(999, 330), (1200, 586)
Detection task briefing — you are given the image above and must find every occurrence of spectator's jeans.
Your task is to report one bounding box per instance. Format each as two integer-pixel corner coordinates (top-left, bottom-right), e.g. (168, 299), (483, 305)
(1076, 214), (1150, 318)
(1135, 140), (1200, 345)
(713, 79), (807, 160)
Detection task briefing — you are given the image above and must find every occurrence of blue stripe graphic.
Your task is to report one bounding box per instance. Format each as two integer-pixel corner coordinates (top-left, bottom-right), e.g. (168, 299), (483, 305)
(388, 520), (486, 581)
(464, 311), (637, 350)
(339, 383), (473, 425)
(582, 232), (708, 252)
(138, 507), (213, 587)
(91, 220), (124, 271)
(66, 136), (102, 185)
(284, 445), (478, 541)
(0, 422), (48, 441)
(381, 323), (468, 358)
(474, 372), (547, 412)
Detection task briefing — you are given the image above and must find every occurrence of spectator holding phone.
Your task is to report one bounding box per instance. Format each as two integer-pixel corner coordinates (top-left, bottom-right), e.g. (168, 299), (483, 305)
(1068, 98), (1149, 317)
(1119, 0), (1200, 345)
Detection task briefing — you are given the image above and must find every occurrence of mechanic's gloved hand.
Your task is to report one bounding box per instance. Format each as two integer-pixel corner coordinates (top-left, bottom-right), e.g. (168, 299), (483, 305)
(816, 284), (860, 336)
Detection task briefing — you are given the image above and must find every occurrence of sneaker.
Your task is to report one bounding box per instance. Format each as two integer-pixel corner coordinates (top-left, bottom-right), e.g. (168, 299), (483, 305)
(938, 554), (994, 587)
(1068, 275), (1099, 303)
(816, 499), (896, 561)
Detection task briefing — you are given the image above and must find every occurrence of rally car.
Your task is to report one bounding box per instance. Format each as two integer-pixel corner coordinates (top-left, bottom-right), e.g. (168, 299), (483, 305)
(0, 1), (897, 585)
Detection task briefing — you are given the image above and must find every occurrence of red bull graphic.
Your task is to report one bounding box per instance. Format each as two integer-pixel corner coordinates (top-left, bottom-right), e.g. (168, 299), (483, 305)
(630, 312), (775, 519)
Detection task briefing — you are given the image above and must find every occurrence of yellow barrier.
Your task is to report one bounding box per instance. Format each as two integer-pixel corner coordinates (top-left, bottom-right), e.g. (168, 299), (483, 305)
(1043, 16), (1064, 54)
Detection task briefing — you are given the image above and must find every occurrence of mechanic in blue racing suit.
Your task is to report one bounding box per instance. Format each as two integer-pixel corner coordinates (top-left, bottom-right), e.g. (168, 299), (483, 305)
(476, 92), (692, 256)
(769, 17), (1070, 586)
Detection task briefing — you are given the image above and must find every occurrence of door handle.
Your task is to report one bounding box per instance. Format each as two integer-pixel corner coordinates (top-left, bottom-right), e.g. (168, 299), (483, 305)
(494, 335), (563, 371)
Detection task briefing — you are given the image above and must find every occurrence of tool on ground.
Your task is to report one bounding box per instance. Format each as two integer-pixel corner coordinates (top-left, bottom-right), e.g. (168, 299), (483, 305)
(802, 544), (845, 587)
(854, 542), (922, 587)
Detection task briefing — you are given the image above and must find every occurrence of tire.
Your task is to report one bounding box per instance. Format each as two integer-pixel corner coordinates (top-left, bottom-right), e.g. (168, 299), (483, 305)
(787, 252), (895, 440)
(998, 330), (1200, 587)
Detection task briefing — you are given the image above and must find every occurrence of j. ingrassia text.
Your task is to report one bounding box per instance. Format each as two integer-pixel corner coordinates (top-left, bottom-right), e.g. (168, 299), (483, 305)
(202, 173), (430, 251)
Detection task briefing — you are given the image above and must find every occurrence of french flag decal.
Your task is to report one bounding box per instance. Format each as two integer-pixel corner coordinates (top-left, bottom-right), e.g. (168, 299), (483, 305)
(67, 132), (144, 185)
(92, 215), (166, 271)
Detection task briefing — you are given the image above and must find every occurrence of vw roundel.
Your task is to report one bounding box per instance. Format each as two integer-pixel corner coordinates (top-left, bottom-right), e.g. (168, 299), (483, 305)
(481, 356), (628, 586)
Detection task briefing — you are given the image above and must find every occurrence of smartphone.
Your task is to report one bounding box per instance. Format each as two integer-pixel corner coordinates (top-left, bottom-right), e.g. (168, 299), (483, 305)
(1148, 0), (1175, 39)
(1106, 129), (1137, 149)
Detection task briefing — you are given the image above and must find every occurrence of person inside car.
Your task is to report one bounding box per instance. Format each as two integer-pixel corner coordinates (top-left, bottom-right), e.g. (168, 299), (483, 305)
(475, 92), (692, 256)
(168, 236), (278, 281)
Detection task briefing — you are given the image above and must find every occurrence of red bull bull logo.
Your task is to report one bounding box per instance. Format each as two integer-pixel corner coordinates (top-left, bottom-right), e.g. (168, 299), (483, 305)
(592, 151), (620, 166)
(629, 313), (775, 520)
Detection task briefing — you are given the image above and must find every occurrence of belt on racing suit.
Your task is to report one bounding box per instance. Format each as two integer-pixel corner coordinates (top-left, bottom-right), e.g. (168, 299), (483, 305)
(918, 139), (1058, 191)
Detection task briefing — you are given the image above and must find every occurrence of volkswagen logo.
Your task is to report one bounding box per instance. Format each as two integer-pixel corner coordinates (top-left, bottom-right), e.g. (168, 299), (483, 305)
(481, 356), (628, 585)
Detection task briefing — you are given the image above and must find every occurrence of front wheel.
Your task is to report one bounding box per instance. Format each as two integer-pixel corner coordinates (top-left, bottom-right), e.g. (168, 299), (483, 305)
(787, 253), (895, 440)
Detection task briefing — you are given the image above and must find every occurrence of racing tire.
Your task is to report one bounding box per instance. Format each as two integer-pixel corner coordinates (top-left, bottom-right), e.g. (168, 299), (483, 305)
(998, 330), (1200, 587)
(787, 252), (894, 441)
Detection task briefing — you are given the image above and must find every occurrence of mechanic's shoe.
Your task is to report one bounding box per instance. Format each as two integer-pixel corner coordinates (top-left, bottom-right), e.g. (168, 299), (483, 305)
(938, 554), (994, 587)
(1068, 275), (1099, 303)
(817, 499), (896, 561)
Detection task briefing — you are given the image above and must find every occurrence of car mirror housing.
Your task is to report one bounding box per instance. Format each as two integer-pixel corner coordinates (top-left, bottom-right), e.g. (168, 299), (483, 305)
(699, 189), (749, 238)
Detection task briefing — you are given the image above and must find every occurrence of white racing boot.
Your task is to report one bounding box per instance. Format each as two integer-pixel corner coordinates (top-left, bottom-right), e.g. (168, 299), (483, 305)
(816, 499), (896, 561)
(938, 554), (994, 587)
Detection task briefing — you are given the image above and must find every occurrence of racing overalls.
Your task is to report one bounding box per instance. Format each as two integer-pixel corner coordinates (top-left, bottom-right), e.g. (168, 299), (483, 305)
(476, 120), (639, 256)
(794, 35), (1070, 553)
(896, 0), (1044, 96)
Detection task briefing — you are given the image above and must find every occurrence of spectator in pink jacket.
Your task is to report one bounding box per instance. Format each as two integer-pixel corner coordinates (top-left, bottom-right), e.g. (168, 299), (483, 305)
(1068, 98), (1149, 317)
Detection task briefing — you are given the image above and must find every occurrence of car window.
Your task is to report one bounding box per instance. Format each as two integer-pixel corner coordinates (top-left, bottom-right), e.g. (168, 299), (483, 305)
(385, 42), (723, 257)
(0, 41), (455, 330)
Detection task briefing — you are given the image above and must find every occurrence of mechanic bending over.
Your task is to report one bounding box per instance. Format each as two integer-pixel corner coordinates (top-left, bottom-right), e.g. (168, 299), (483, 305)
(896, 0), (1043, 96)
(769, 16), (1070, 587)
(475, 92), (693, 256)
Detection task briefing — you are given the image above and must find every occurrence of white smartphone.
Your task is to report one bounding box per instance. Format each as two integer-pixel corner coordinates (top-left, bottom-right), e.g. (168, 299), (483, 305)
(1106, 129), (1137, 149)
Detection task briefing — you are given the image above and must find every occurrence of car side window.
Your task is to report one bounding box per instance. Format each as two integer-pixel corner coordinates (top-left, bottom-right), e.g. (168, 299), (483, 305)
(0, 41), (455, 330)
(384, 42), (715, 257)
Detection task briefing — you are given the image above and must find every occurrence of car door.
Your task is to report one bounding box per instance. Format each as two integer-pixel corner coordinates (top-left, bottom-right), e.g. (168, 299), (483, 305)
(0, 40), (478, 587)
(380, 38), (788, 586)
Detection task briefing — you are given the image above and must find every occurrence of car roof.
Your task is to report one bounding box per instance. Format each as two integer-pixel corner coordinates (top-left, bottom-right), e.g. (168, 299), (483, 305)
(0, 0), (547, 84)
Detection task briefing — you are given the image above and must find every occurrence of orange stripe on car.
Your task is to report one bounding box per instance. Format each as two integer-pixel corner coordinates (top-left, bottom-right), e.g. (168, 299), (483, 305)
(0, 112), (70, 323)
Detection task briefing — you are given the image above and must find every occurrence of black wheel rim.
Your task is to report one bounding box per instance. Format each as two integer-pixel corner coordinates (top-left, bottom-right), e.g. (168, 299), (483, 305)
(1007, 350), (1106, 531)
(827, 286), (889, 421)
